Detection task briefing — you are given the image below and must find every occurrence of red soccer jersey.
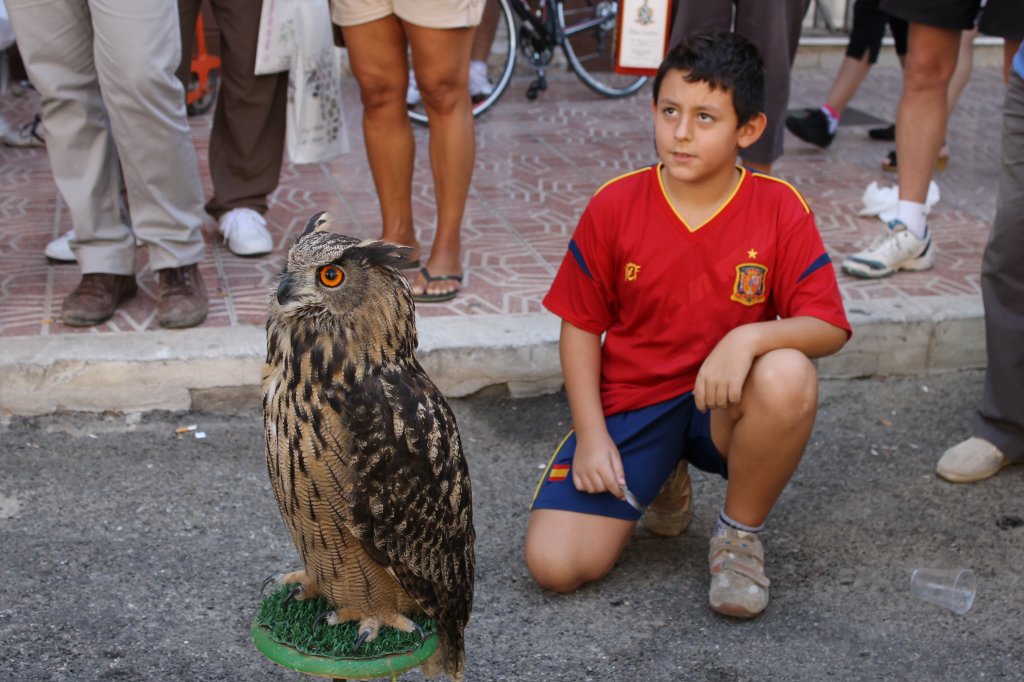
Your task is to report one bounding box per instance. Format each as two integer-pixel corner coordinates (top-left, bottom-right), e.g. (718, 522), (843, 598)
(543, 164), (851, 417)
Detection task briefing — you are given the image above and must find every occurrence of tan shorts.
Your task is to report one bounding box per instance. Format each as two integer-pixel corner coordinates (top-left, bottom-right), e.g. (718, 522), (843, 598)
(331, 0), (485, 28)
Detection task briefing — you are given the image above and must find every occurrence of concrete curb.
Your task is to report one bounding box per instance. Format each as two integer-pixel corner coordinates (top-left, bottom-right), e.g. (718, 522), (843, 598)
(0, 295), (984, 416)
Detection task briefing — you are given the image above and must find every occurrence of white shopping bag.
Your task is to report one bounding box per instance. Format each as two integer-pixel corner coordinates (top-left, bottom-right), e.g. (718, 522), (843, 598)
(255, 0), (298, 75)
(285, 0), (349, 164)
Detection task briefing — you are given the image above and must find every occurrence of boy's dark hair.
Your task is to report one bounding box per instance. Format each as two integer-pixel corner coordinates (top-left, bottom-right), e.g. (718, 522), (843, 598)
(652, 31), (765, 126)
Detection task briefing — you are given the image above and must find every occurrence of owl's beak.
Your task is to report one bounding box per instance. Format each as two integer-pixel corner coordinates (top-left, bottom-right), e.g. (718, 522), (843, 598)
(276, 273), (295, 304)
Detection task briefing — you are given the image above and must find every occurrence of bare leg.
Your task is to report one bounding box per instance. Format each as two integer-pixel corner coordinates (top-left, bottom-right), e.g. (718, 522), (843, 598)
(471, 0), (501, 62)
(710, 349), (818, 527)
(406, 23), (476, 298)
(525, 509), (635, 593)
(895, 23), (960, 203)
(1007, 39), (1022, 84)
(947, 28), (976, 114)
(825, 54), (874, 115)
(341, 18), (420, 262)
(932, 27), (978, 161)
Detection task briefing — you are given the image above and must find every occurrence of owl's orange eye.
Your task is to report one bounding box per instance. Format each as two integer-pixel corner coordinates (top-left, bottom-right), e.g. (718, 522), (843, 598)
(318, 265), (344, 287)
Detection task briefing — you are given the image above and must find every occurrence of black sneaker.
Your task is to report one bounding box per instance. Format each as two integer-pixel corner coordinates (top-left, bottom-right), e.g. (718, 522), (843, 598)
(785, 108), (834, 148)
(868, 123), (896, 141)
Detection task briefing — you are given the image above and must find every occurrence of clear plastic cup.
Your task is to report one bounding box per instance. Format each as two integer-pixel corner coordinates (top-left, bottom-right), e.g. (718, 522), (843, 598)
(910, 567), (976, 615)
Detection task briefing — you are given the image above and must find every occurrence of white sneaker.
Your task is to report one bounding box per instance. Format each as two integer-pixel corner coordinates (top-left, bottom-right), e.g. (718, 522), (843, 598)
(841, 220), (934, 279)
(45, 230), (76, 262)
(219, 208), (273, 256)
(406, 69), (421, 107)
(468, 60), (494, 99)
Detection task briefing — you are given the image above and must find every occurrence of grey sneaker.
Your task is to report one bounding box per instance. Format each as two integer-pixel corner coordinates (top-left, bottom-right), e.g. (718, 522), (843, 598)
(709, 527), (769, 618)
(842, 220), (934, 279)
(644, 461), (693, 537)
(936, 437), (1011, 483)
(2, 114), (45, 147)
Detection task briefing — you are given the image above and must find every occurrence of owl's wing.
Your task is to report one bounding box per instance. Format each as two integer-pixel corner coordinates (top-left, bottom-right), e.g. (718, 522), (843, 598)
(325, 360), (475, 643)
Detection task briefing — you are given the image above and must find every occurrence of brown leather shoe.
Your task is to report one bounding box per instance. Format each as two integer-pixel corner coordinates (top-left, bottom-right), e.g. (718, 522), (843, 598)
(156, 263), (208, 329)
(61, 273), (138, 326)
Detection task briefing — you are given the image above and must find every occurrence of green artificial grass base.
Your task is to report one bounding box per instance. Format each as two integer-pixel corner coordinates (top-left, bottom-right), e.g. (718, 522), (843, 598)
(255, 584), (436, 660)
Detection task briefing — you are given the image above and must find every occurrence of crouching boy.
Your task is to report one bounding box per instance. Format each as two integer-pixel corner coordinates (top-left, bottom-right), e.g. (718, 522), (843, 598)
(525, 31), (851, 618)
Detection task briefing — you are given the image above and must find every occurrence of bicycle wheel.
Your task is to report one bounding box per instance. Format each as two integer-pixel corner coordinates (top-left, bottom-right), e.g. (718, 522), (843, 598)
(408, 0), (517, 127)
(558, 0), (648, 98)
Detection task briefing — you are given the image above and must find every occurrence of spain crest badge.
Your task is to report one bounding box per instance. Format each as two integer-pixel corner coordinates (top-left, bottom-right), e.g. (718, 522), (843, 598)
(731, 263), (768, 306)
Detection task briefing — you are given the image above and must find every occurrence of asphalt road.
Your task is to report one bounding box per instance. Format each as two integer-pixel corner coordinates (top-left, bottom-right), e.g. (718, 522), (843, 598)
(1, 369), (1021, 681)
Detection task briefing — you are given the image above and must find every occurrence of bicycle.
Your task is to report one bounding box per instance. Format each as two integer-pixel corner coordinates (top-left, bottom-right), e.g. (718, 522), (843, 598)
(407, 0), (648, 126)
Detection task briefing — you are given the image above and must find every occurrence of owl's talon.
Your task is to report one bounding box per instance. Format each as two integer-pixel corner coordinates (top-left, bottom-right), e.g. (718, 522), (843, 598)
(353, 627), (373, 652)
(412, 622), (425, 641)
(283, 585), (303, 603)
(261, 573), (284, 594)
(312, 609), (334, 630)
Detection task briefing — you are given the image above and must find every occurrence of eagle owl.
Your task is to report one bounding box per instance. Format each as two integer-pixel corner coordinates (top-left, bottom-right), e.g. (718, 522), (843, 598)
(262, 212), (475, 680)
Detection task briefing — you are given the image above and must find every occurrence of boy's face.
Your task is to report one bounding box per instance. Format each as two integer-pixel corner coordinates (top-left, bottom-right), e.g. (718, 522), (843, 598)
(653, 69), (765, 188)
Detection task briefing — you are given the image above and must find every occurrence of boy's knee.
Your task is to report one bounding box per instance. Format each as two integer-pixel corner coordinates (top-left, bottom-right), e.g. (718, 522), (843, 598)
(524, 535), (610, 593)
(750, 349), (818, 416)
(526, 543), (573, 593)
(526, 558), (581, 594)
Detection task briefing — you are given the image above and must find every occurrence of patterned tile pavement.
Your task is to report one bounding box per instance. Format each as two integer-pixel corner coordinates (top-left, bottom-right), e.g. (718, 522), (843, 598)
(0, 61), (1004, 339)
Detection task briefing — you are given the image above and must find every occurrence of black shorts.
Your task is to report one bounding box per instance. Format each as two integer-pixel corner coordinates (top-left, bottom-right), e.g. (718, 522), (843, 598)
(848, 0), (909, 62)
(881, 0), (1023, 38)
(979, 0), (1024, 41)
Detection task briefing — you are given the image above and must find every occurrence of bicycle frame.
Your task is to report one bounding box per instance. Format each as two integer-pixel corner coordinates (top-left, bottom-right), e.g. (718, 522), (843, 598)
(511, 0), (627, 52)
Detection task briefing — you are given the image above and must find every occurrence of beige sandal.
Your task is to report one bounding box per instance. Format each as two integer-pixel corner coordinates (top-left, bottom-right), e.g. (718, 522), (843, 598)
(708, 528), (770, 618)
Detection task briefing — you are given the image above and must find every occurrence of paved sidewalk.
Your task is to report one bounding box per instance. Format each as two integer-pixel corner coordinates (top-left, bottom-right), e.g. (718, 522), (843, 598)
(0, 58), (1004, 414)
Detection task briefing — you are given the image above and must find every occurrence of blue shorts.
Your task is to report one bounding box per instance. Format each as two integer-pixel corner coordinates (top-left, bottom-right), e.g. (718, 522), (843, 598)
(530, 393), (726, 522)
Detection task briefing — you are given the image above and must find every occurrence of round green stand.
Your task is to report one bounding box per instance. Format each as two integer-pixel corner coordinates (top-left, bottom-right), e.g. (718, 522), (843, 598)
(251, 619), (440, 681)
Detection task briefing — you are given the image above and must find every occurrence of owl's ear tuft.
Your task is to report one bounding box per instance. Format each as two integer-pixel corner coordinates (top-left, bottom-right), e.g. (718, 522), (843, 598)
(301, 211), (333, 237)
(348, 240), (414, 270)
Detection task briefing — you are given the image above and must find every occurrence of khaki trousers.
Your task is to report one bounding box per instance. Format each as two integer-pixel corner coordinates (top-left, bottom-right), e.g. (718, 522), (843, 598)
(7, 0), (206, 274)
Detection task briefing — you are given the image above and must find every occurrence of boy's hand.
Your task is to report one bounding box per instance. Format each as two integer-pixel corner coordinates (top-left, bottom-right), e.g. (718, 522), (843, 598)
(694, 327), (756, 412)
(572, 430), (627, 499)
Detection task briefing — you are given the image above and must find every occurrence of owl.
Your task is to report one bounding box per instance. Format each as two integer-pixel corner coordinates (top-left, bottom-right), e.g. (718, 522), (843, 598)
(261, 212), (475, 681)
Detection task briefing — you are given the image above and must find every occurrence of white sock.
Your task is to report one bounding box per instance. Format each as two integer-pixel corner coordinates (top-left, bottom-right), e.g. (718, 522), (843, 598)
(714, 508), (764, 536)
(895, 200), (928, 239)
(820, 104), (840, 135)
